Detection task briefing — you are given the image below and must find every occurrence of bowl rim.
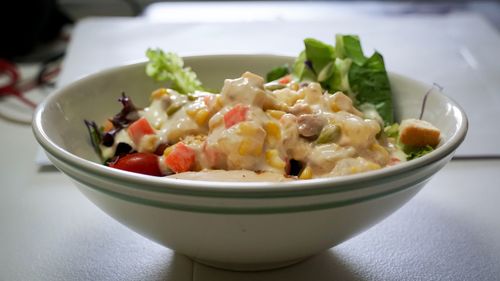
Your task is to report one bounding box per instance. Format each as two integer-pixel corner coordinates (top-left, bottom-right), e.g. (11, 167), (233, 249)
(32, 54), (468, 195)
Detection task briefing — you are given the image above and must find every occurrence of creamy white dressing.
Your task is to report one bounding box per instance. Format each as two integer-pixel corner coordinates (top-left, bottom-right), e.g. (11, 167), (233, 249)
(100, 128), (135, 160)
(108, 72), (406, 179)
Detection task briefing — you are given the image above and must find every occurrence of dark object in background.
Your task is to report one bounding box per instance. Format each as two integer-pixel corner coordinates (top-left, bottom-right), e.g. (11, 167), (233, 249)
(0, 0), (72, 60)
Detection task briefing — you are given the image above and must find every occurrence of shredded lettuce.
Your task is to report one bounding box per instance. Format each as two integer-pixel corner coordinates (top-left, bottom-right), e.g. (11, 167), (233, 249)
(145, 49), (204, 94)
(384, 123), (400, 138)
(292, 34), (393, 125)
(404, 145), (434, 160)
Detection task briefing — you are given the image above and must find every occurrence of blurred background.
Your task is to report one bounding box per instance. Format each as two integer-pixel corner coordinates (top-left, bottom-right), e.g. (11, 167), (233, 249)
(1, 0), (500, 124)
(2, 0), (500, 60)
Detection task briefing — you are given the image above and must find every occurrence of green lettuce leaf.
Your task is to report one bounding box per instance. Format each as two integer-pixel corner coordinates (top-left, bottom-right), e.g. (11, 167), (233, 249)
(290, 34), (393, 125)
(330, 58), (352, 94)
(304, 38), (335, 76)
(145, 48), (204, 94)
(335, 35), (367, 65)
(292, 50), (317, 82)
(348, 52), (393, 125)
(266, 64), (290, 82)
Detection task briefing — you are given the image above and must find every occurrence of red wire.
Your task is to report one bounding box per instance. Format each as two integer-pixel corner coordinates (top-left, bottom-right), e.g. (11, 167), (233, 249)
(0, 59), (60, 109)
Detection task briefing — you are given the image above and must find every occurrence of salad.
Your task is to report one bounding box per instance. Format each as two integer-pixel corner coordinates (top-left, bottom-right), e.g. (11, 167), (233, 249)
(85, 35), (440, 180)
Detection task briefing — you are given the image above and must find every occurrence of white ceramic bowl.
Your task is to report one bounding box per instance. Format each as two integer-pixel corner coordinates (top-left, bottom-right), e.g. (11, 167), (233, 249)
(33, 55), (467, 271)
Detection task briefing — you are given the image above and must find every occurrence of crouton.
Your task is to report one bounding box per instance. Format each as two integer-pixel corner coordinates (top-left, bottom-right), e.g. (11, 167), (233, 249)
(399, 118), (440, 147)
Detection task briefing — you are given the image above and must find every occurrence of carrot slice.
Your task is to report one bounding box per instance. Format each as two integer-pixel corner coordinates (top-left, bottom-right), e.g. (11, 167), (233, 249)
(127, 117), (155, 145)
(224, 104), (249, 128)
(165, 142), (196, 173)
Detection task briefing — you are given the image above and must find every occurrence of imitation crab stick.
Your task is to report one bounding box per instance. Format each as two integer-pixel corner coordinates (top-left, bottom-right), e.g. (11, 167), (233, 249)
(127, 117), (155, 146)
(224, 104), (249, 128)
(165, 142), (196, 173)
(278, 74), (292, 85)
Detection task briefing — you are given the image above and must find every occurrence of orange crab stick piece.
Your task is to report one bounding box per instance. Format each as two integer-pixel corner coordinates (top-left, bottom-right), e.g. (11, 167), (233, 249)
(278, 74), (291, 84)
(127, 117), (155, 146)
(165, 142), (196, 173)
(224, 104), (249, 128)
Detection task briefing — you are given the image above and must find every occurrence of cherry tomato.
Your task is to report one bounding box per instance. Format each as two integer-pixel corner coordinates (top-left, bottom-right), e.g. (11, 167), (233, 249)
(109, 153), (163, 176)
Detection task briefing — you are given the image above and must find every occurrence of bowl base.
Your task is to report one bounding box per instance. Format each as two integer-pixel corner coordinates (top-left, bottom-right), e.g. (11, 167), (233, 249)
(192, 256), (308, 271)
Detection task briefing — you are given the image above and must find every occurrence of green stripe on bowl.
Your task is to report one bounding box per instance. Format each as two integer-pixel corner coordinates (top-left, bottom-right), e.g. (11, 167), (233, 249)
(66, 171), (431, 214)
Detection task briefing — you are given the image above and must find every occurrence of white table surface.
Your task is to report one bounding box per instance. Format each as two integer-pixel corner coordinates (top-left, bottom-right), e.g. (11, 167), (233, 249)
(2, 3), (500, 280)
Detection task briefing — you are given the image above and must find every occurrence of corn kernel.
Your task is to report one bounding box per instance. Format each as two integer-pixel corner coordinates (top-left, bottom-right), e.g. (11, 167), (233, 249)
(150, 88), (168, 100)
(216, 95), (224, 108)
(299, 166), (313, 180)
(290, 82), (300, 91)
(163, 145), (175, 157)
(185, 108), (198, 118)
(239, 139), (262, 156)
(366, 162), (381, 170)
(265, 122), (281, 146)
(297, 89), (306, 100)
(195, 109), (210, 126)
(238, 122), (260, 136)
(330, 102), (341, 112)
(266, 110), (286, 119)
(265, 149), (286, 169)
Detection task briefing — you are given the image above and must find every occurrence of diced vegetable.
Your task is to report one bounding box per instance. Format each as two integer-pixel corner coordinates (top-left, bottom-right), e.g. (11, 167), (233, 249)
(164, 142), (196, 173)
(127, 117), (155, 146)
(278, 75), (292, 85)
(298, 166), (313, 179)
(315, 124), (341, 144)
(224, 104), (249, 128)
(166, 103), (183, 116)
